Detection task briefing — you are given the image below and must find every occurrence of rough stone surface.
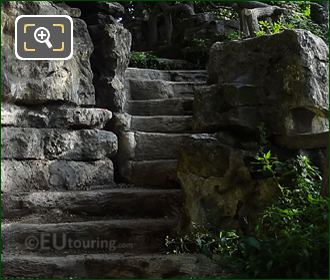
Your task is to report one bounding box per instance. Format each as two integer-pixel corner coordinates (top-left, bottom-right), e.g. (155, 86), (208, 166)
(2, 128), (118, 160)
(206, 30), (329, 148)
(126, 68), (207, 82)
(119, 160), (179, 187)
(2, 159), (115, 193)
(90, 23), (131, 112)
(178, 133), (279, 231)
(2, 254), (226, 279)
(193, 85), (278, 134)
(3, 189), (182, 221)
(2, 2), (95, 105)
(130, 115), (193, 133)
(119, 132), (190, 160)
(3, 219), (176, 254)
(2, 103), (112, 129)
(128, 79), (205, 100)
(127, 98), (194, 116)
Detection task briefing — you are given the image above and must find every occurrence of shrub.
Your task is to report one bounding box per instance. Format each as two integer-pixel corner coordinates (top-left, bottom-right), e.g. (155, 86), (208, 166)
(129, 51), (172, 70)
(166, 153), (328, 278)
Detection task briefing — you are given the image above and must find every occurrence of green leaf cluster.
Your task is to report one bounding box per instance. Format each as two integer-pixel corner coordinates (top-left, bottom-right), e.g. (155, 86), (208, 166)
(166, 153), (328, 278)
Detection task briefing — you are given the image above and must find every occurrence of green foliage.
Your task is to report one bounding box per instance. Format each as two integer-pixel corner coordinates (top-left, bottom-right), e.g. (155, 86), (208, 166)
(256, 18), (293, 37)
(194, 3), (238, 20)
(182, 38), (211, 68)
(129, 51), (172, 70)
(165, 223), (219, 257)
(225, 31), (243, 41)
(166, 153), (328, 278)
(286, 7), (327, 41)
(255, 1), (327, 41)
(211, 8), (238, 21)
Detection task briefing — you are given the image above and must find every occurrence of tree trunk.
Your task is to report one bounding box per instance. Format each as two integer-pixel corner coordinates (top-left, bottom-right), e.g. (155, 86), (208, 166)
(243, 6), (286, 37)
(147, 11), (158, 49)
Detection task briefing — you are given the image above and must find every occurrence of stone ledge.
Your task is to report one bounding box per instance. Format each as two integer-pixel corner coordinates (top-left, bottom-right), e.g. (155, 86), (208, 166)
(1, 127), (117, 160)
(1, 159), (115, 193)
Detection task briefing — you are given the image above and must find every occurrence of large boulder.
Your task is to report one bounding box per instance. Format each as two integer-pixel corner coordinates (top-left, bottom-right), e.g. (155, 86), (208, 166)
(206, 29), (329, 149)
(1, 2), (95, 105)
(180, 30), (328, 231)
(178, 133), (278, 231)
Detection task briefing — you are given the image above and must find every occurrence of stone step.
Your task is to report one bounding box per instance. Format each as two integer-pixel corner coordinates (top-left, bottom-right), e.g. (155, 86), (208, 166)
(2, 253), (226, 278)
(126, 68), (207, 82)
(119, 132), (190, 161)
(4, 189), (182, 221)
(119, 159), (178, 187)
(130, 116), (193, 133)
(1, 127), (117, 160)
(2, 219), (176, 255)
(128, 79), (205, 100)
(2, 159), (115, 193)
(127, 98), (194, 116)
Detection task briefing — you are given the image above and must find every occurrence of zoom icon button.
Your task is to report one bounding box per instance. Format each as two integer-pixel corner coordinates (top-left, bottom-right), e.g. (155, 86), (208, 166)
(15, 15), (73, 60)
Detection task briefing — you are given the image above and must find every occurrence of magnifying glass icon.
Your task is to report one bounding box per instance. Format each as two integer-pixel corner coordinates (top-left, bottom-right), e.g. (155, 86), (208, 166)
(34, 27), (53, 48)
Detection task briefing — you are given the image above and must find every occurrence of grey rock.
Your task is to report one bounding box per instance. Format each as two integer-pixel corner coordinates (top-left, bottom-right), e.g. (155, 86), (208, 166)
(206, 29), (329, 148)
(131, 115), (193, 133)
(119, 132), (190, 161)
(126, 68), (207, 82)
(91, 24), (131, 112)
(119, 160), (179, 187)
(178, 133), (279, 230)
(55, 3), (81, 17)
(3, 188), (182, 221)
(127, 98), (194, 116)
(112, 114), (193, 133)
(2, 254), (227, 279)
(2, 103), (112, 129)
(2, 159), (115, 193)
(193, 85), (278, 133)
(1, 2), (95, 105)
(3, 218), (176, 255)
(1, 128), (117, 160)
(128, 79), (205, 100)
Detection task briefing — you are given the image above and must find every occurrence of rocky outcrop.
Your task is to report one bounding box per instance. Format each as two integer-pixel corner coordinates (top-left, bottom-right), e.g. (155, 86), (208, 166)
(2, 2), (95, 106)
(1, 2), (116, 194)
(2, 2), (223, 278)
(178, 133), (279, 231)
(75, 2), (132, 112)
(178, 29), (329, 231)
(206, 29), (329, 148)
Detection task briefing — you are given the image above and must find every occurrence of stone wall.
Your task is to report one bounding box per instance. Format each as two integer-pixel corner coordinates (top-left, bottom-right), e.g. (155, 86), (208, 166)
(178, 30), (329, 232)
(1, 2), (118, 194)
(70, 2), (132, 113)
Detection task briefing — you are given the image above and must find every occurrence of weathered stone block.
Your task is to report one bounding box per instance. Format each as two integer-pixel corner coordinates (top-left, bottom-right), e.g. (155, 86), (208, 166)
(206, 30), (329, 148)
(178, 133), (278, 230)
(2, 103), (112, 129)
(1, 159), (115, 193)
(1, 128), (117, 160)
(1, 2), (95, 105)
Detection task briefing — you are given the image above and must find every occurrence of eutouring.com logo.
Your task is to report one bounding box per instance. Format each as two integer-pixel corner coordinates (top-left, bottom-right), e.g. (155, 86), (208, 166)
(24, 233), (133, 251)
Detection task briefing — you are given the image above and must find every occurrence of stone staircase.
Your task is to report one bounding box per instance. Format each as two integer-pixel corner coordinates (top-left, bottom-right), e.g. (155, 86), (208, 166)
(115, 67), (207, 187)
(2, 66), (226, 278)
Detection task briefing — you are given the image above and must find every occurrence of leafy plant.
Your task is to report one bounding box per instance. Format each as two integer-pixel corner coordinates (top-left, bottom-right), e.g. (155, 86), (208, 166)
(253, 2), (326, 40)
(129, 51), (172, 70)
(256, 18), (293, 37)
(225, 31), (243, 41)
(166, 153), (328, 278)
